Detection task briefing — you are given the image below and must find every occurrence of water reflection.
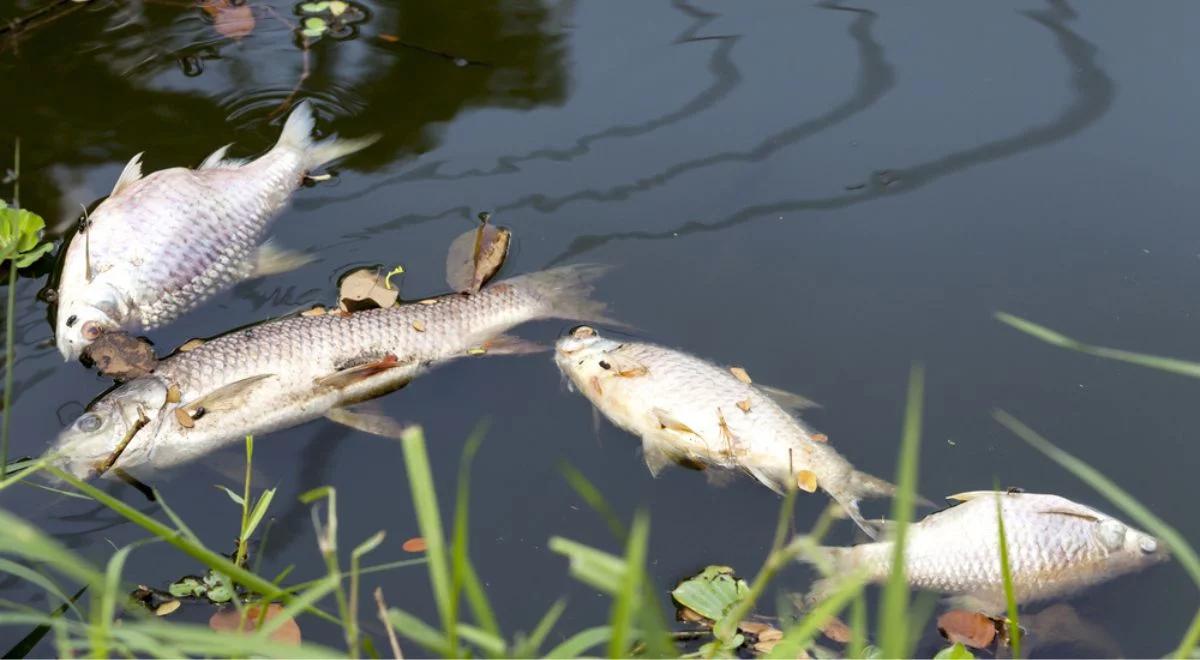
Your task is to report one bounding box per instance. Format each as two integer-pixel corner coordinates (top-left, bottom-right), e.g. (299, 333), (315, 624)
(550, 0), (1112, 262)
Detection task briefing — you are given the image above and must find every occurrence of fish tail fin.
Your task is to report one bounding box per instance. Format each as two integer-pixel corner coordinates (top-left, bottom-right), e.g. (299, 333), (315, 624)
(276, 101), (380, 171)
(850, 469), (935, 508)
(510, 264), (617, 325)
(796, 546), (857, 606)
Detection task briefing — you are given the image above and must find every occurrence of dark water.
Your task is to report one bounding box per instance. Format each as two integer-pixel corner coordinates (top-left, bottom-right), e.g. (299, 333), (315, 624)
(2, 1), (1198, 656)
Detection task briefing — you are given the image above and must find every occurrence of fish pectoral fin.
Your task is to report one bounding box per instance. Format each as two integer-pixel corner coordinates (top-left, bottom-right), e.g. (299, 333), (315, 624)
(641, 438), (675, 477)
(650, 407), (696, 435)
(704, 468), (736, 486)
(250, 240), (316, 279)
(756, 384), (821, 411)
(945, 490), (1002, 503)
(325, 407), (409, 439)
(477, 334), (547, 355)
(316, 354), (408, 389)
(111, 152), (144, 196)
(607, 353), (649, 378)
(181, 374), (275, 412)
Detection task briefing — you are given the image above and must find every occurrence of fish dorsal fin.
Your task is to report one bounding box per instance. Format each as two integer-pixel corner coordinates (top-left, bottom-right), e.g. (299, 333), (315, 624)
(181, 374), (274, 412)
(325, 406), (408, 439)
(651, 407), (696, 435)
(316, 354), (407, 389)
(946, 490), (1002, 503)
(199, 143), (250, 170)
(111, 152), (145, 196)
(1037, 508), (1101, 523)
(756, 384), (821, 411)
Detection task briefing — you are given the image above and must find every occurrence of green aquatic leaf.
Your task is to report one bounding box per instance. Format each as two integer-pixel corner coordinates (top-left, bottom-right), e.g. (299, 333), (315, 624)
(0, 202), (52, 267)
(328, 0), (348, 16)
(934, 642), (976, 659)
(300, 16), (327, 38)
(670, 565), (749, 622)
(298, 1), (329, 12)
(168, 576), (205, 598)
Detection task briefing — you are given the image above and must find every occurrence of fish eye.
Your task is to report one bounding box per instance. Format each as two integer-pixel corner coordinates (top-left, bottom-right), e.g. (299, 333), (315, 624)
(570, 325), (596, 340)
(81, 321), (104, 340)
(599, 360), (611, 370)
(75, 413), (104, 433)
(65, 314), (78, 327)
(1139, 537), (1159, 554)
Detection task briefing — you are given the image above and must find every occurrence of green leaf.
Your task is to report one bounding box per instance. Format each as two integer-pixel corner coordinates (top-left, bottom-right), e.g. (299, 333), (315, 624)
(934, 642), (975, 659)
(298, 1), (329, 12)
(670, 565), (749, 622)
(12, 242), (51, 268)
(168, 577), (205, 598)
(328, 0), (348, 16)
(218, 485), (245, 506)
(996, 312), (1200, 379)
(512, 598), (565, 658)
(543, 626), (612, 659)
(399, 427), (454, 643)
(244, 488), (276, 540)
(300, 16), (327, 38)
(608, 511), (648, 657)
(994, 492), (1021, 659)
(457, 623), (506, 656)
(387, 607), (450, 656)
(879, 365), (924, 659)
(767, 572), (868, 659)
(548, 536), (626, 594)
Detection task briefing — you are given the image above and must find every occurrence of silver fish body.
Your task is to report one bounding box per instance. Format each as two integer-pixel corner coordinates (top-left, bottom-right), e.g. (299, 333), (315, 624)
(814, 491), (1166, 613)
(54, 102), (377, 360)
(48, 266), (608, 478)
(554, 326), (895, 536)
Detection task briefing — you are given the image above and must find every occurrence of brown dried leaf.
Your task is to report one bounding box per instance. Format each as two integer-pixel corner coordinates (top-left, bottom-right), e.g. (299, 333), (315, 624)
(937, 609), (998, 649)
(84, 332), (158, 381)
(678, 607), (709, 624)
(301, 305), (327, 317)
(753, 639), (781, 655)
(378, 33), (400, 43)
(738, 621), (772, 635)
(811, 433), (829, 443)
(757, 627), (783, 643)
(210, 603), (301, 645)
(446, 215), (511, 293)
(175, 408), (195, 429)
(207, 2), (255, 40)
(338, 267), (399, 313)
(729, 366), (752, 384)
(166, 384), (182, 404)
(154, 599), (181, 617)
(178, 338), (206, 352)
(402, 537), (427, 553)
(796, 470), (819, 493)
(821, 616), (852, 643)
(736, 399), (752, 413)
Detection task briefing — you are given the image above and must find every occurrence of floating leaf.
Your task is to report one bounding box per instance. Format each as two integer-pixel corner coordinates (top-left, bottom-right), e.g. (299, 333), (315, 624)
(729, 366), (752, 384)
(402, 537), (427, 553)
(936, 610), (997, 650)
(446, 213), (511, 293)
(670, 565), (749, 622)
(167, 576), (205, 599)
(210, 603), (301, 645)
(821, 616), (852, 643)
(298, 0), (329, 11)
(83, 331), (157, 381)
(328, 0), (348, 15)
(300, 16), (327, 38)
(0, 201), (53, 267)
(933, 642), (975, 659)
(154, 599), (182, 616)
(338, 267), (399, 313)
(201, 1), (255, 39)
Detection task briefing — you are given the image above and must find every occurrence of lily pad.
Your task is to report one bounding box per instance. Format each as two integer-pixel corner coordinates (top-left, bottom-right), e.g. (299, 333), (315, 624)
(671, 565), (750, 622)
(0, 200), (54, 268)
(298, 0), (329, 12)
(300, 16), (327, 38)
(167, 576), (206, 599)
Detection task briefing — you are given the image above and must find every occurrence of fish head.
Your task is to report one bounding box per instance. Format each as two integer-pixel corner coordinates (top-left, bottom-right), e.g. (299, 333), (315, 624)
(1091, 516), (1169, 573)
(554, 325), (624, 385)
(46, 378), (169, 479)
(55, 297), (121, 361)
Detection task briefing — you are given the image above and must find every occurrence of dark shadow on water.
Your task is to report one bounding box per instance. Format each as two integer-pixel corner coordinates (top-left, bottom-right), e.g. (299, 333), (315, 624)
(548, 0), (1112, 264)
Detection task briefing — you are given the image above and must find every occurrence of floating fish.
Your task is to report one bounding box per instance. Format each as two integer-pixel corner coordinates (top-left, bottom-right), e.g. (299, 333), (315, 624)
(553, 325), (895, 536)
(47, 266), (609, 479)
(805, 490), (1167, 613)
(54, 101), (378, 361)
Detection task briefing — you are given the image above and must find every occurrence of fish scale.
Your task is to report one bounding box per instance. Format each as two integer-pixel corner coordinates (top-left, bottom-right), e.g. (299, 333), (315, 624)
(814, 491), (1166, 612)
(48, 266), (608, 476)
(54, 102), (378, 360)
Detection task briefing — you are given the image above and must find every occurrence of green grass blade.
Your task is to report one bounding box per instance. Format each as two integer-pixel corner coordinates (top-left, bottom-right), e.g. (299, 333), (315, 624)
(451, 423), (500, 640)
(548, 537), (626, 594)
(387, 607), (450, 656)
(559, 463), (626, 541)
(347, 530), (386, 657)
(252, 575), (338, 640)
(879, 365), (924, 658)
(1177, 608), (1200, 658)
(282, 558), (426, 593)
(399, 426), (454, 652)
(996, 312), (1200, 379)
(0, 508), (103, 587)
(113, 620), (343, 658)
(154, 490), (203, 545)
(543, 626), (612, 658)
(457, 623), (507, 656)
(514, 598), (566, 658)
(244, 488), (276, 540)
(96, 540), (151, 655)
(767, 573), (868, 659)
(0, 558), (83, 619)
(607, 510), (648, 657)
(2, 262), (16, 479)
(933, 642), (975, 659)
(994, 492), (1021, 658)
(2, 585), (86, 659)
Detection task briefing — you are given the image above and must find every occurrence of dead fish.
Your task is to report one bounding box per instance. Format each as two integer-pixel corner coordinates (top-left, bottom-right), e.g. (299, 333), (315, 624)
(47, 265), (610, 479)
(804, 491), (1167, 613)
(54, 101), (378, 361)
(553, 325), (894, 537)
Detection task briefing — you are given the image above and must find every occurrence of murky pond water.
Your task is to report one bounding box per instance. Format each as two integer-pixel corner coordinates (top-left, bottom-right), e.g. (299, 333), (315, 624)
(2, 1), (1198, 656)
